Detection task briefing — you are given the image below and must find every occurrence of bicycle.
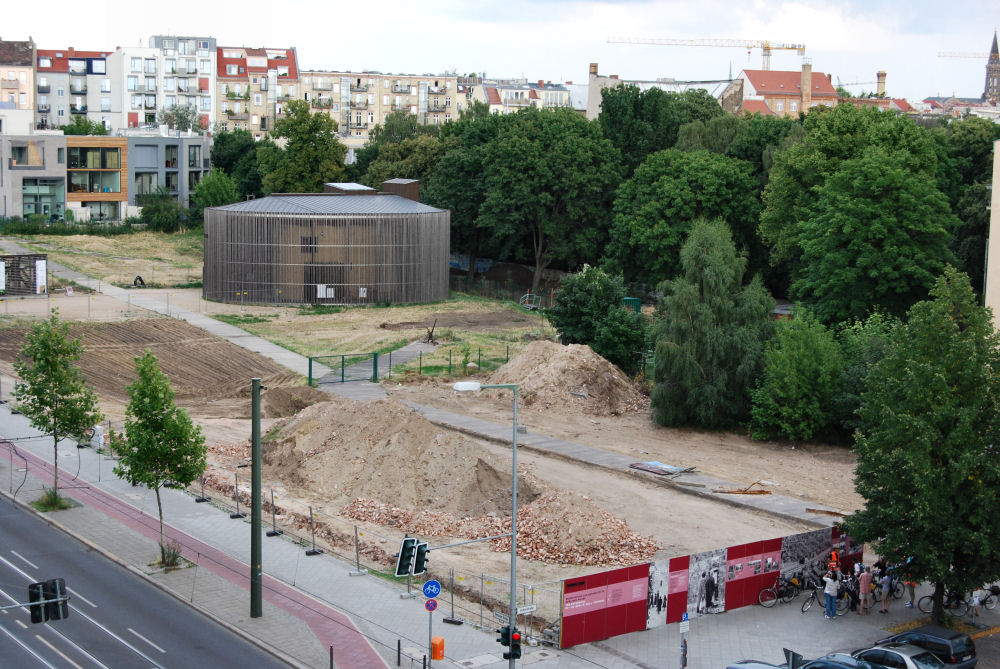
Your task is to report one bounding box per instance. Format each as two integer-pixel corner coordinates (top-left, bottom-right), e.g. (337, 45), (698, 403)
(759, 575), (800, 607)
(981, 585), (999, 610)
(917, 591), (969, 616)
(801, 580), (849, 615)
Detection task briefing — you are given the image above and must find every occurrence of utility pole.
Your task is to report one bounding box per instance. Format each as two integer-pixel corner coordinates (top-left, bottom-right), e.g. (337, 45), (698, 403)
(251, 377), (262, 618)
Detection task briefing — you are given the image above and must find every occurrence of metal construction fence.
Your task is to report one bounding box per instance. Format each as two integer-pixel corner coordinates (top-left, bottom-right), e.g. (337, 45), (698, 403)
(449, 274), (556, 308)
(308, 345), (515, 386)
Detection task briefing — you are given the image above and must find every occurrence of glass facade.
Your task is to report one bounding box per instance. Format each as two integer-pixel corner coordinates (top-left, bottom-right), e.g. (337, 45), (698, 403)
(22, 178), (66, 219)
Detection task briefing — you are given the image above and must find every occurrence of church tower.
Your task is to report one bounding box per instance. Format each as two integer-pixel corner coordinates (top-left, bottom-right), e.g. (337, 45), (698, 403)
(986, 31), (1000, 104)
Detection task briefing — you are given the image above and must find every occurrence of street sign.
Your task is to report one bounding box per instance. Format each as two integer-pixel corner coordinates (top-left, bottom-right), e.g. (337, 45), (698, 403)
(425, 598), (438, 612)
(679, 619), (690, 633)
(681, 612), (689, 621)
(423, 580), (442, 598)
(493, 609), (510, 624)
(517, 604), (537, 615)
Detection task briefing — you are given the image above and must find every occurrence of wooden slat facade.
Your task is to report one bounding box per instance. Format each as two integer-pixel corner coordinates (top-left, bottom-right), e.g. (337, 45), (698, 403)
(202, 209), (450, 305)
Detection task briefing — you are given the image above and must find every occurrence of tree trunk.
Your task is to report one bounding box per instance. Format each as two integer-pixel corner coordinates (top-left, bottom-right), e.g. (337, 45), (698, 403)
(931, 581), (945, 625)
(52, 433), (59, 496)
(155, 486), (165, 564)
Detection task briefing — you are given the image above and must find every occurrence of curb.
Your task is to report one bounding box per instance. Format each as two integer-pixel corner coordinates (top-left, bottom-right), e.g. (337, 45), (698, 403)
(0, 486), (310, 669)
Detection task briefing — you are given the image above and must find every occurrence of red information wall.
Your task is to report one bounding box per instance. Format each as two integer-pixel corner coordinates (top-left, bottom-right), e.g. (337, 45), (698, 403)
(559, 527), (863, 649)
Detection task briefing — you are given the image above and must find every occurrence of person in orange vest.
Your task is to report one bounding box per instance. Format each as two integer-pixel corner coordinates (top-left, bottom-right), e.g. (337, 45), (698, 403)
(828, 550), (841, 575)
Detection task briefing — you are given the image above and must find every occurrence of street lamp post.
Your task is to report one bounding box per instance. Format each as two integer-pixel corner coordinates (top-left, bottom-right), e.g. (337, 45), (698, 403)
(453, 381), (518, 668)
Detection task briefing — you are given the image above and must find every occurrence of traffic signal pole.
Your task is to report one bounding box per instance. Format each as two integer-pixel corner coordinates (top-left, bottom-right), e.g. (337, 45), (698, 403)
(251, 378), (262, 618)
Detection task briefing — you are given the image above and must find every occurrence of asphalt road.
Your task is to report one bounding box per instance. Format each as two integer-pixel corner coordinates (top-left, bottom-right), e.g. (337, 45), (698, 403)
(0, 496), (291, 669)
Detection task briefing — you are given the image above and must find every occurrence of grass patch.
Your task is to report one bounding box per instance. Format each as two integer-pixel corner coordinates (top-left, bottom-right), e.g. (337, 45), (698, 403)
(214, 313), (281, 326)
(30, 488), (74, 511)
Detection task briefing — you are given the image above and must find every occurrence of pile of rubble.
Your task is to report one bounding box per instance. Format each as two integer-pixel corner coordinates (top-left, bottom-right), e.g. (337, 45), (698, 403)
(487, 341), (648, 416)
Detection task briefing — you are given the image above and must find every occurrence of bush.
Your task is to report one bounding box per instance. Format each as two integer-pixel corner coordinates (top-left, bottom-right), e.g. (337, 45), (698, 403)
(547, 265), (649, 375)
(138, 187), (187, 233)
(750, 310), (843, 441)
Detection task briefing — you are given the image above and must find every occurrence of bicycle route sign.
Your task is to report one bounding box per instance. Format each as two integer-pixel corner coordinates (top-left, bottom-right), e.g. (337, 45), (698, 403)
(423, 580), (442, 599)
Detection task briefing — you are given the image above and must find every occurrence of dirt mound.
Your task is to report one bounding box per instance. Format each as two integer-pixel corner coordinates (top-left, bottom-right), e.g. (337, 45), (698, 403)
(225, 383), (330, 418)
(487, 341), (648, 415)
(262, 397), (539, 517)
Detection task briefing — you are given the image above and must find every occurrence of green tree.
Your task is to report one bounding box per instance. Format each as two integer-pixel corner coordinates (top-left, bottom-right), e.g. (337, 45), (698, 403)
(604, 149), (761, 288)
(61, 115), (107, 135)
(651, 218), (774, 429)
(210, 129), (268, 199)
(546, 265), (648, 375)
(831, 312), (898, 438)
(190, 169), (240, 222)
(750, 310), (843, 441)
(138, 186), (186, 233)
(792, 146), (957, 324)
(113, 351), (206, 565)
(362, 134), (455, 188)
(257, 100), (347, 193)
(350, 110), (440, 181)
(844, 268), (1000, 623)
(598, 85), (723, 175)
(478, 107), (622, 293)
(13, 312), (103, 500)
(156, 104), (202, 133)
(674, 114), (745, 154)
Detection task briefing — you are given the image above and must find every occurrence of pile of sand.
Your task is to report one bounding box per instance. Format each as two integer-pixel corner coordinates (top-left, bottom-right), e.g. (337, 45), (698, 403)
(262, 397), (538, 517)
(487, 341), (648, 415)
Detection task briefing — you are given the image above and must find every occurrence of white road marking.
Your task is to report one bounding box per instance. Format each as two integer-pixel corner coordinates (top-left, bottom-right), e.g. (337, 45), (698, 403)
(35, 634), (86, 669)
(67, 586), (96, 608)
(10, 550), (38, 570)
(0, 623), (58, 669)
(15, 619), (28, 629)
(128, 627), (166, 653)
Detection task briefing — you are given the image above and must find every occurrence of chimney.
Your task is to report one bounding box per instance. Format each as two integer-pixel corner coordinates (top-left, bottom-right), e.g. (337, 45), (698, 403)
(876, 70), (887, 97)
(538, 80), (544, 87)
(801, 59), (812, 110)
(589, 63), (598, 76)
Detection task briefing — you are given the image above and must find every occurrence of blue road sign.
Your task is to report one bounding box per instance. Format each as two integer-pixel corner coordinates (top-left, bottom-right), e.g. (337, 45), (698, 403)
(423, 580), (442, 598)
(425, 598), (438, 612)
(681, 612), (689, 622)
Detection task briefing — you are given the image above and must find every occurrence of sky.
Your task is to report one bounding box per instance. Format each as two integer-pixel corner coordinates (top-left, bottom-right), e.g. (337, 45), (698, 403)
(6, 0), (998, 102)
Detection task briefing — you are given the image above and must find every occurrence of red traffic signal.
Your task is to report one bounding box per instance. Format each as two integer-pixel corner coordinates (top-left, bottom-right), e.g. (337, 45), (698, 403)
(511, 631), (521, 641)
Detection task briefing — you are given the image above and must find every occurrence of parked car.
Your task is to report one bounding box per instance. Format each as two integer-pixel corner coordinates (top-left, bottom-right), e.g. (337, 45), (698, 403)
(800, 654), (878, 669)
(875, 626), (977, 669)
(853, 642), (945, 669)
(726, 662), (785, 669)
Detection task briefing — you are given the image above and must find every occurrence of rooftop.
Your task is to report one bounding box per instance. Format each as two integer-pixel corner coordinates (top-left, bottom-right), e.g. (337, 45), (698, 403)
(214, 194), (443, 215)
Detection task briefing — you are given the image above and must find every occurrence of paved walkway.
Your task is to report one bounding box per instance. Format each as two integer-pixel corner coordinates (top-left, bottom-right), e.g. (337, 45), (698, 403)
(3, 238), (999, 667)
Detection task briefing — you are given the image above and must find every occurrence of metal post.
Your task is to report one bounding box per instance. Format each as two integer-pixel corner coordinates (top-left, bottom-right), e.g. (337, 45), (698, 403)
(305, 506), (322, 555)
(166, 292), (171, 316)
(427, 608), (433, 666)
(480, 574), (484, 628)
(419, 351), (422, 375)
(449, 350), (452, 376)
(349, 525), (367, 576)
(267, 489), (282, 536)
(308, 357), (313, 387)
(230, 473), (245, 518)
(251, 378), (262, 618)
(341, 355), (345, 383)
(329, 645), (334, 669)
(397, 639), (401, 666)
(372, 352), (379, 381)
(195, 475), (208, 502)
(509, 386), (519, 669)
(444, 567), (462, 625)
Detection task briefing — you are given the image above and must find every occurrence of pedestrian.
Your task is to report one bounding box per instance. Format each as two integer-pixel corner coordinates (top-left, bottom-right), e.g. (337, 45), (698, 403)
(905, 576), (916, 608)
(880, 571), (892, 613)
(823, 570), (839, 619)
(972, 589), (982, 618)
(859, 566), (873, 615)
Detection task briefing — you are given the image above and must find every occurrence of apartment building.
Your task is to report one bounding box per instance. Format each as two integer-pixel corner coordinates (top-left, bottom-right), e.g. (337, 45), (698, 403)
(127, 130), (210, 207)
(0, 39), (36, 133)
(0, 133), (66, 219)
(214, 46), (298, 136)
(472, 78), (572, 115)
(721, 62), (839, 115)
(66, 135), (128, 221)
(299, 71), (460, 148)
(35, 48), (115, 131)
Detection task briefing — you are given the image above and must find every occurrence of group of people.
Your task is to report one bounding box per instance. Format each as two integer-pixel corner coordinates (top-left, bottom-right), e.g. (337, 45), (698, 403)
(819, 552), (917, 619)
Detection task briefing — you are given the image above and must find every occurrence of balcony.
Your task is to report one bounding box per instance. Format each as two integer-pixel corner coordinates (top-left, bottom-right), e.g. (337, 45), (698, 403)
(1, 80), (20, 89)
(71, 85), (88, 95)
(227, 112), (249, 120)
(37, 83), (50, 93)
(392, 85), (410, 93)
(143, 100), (157, 110)
(312, 82), (332, 91)
(350, 100), (368, 109)
(70, 104), (88, 114)
(226, 91), (250, 100)
(428, 87), (446, 95)
(391, 103), (409, 112)
(312, 99), (333, 109)
(350, 83), (369, 92)
(350, 121), (369, 129)
(37, 103), (50, 113)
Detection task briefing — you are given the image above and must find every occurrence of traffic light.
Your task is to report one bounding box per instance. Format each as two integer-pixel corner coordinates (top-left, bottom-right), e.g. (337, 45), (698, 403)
(395, 537), (417, 577)
(412, 541), (429, 576)
(496, 625), (510, 647)
(45, 579), (69, 621)
(506, 627), (522, 660)
(28, 581), (45, 624)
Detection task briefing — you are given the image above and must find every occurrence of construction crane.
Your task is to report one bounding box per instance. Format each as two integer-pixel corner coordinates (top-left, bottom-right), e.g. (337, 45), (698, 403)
(938, 52), (989, 59)
(607, 37), (806, 70)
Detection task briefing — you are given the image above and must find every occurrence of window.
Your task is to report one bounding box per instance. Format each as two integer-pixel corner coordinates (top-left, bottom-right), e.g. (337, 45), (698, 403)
(333, 83), (339, 93)
(165, 172), (179, 192)
(38, 57), (52, 68)
(254, 93), (262, 105)
(38, 94), (48, 105)
(145, 77), (157, 91)
(131, 95), (141, 109)
(131, 58), (142, 73)
(57, 105), (65, 117)
(188, 145), (201, 168)
(127, 76), (137, 91)
(198, 40), (210, 51)
(145, 59), (156, 74)
(200, 60), (211, 74)
(178, 41), (189, 55)
(91, 60), (105, 75)
(277, 65), (288, 76)
(226, 64), (238, 76)
(177, 79), (188, 93)
(102, 78), (111, 92)
(135, 172), (158, 196)
(18, 92), (26, 106)
(101, 97), (110, 112)
(166, 95), (175, 107)
(776, 100), (784, 112)
(332, 103), (339, 112)
(200, 96), (210, 111)
(163, 39), (175, 50)
(445, 96), (451, 107)
(38, 76), (48, 88)
(383, 94), (389, 105)
(165, 59), (175, 74)
(56, 86), (64, 97)
(186, 60), (197, 74)
(252, 114), (259, 125)
(68, 59), (86, 74)
(165, 145), (178, 167)
(57, 148), (65, 164)
(790, 101), (798, 112)
(19, 71), (27, 82)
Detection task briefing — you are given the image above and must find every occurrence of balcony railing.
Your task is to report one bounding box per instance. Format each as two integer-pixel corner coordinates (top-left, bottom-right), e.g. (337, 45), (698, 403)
(37, 84), (50, 93)
(392, 85), (410, 93)
(227, 112), (249, 120)
(37, 103), (51, 113)
(428, 87), (446, 95)
(350, 100), (368, 109)
(350, 83), (369, 92)
(143, 101), (157, 110)
(312, 82), (332, 91)
(391, 103), (409, 111)
(1, 80), (20, 89)
(350, 121), (369, 129)
(70, 104), (88, 114)
(71, 85), (88, 95)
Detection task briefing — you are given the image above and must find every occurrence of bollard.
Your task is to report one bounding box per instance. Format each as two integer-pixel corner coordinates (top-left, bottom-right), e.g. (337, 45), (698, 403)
(480, 574), (485, 628)
(329, 644), (334, 669)
(305, 506), (323, 555)
(266, 489), (282, 536)
(195, 475), (208, 502)
(419, 351), (422, 375)
(230, 473), (245, 518)
(397, 638), (401, 666)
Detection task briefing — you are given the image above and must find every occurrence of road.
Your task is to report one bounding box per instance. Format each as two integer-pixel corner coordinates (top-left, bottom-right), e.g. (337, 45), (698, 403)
(0, 496), (291, 669)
